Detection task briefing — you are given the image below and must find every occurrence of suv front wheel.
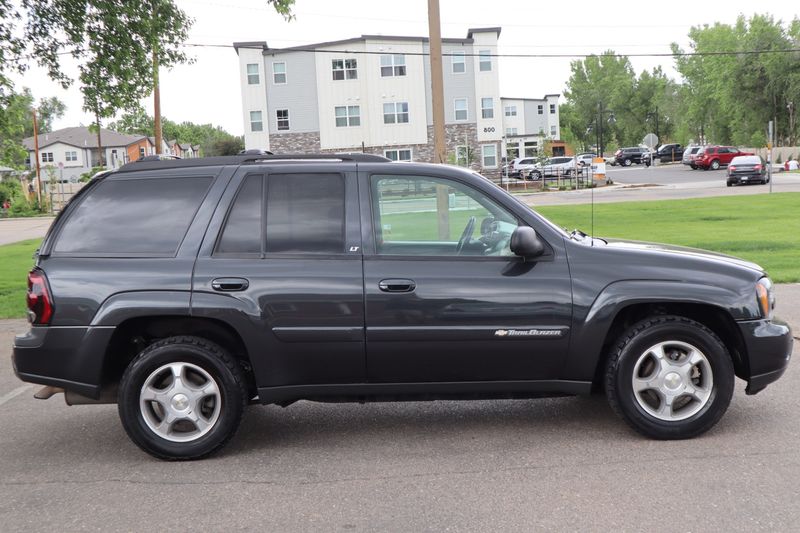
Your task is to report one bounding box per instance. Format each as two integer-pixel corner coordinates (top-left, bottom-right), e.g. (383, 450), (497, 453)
(605, 316), (734, 439)
(118, 336), (247, 460)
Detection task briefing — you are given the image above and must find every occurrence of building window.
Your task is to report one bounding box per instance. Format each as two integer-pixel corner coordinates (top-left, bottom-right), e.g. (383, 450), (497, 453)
(276, 109), (290, 130)
(451, 51), (465, 73)
(504, 105), (517, 117)
(550, 125), (557, 136)
(550, 103), (556, 114)
(538, 104), (543, 115)
(506, 146), (519, 160)
(481, 145), (497, 168)
(524, 141), (538, 157)
(65, 151), (78, 162)
(454, 98), (468, 121)
(250, 110), (263, 132)
(246, 63), (260, 84)
(479, 50), (492, 71)
(481, 97), (494, 119)
(139, 147), (145, 158)
(332, 58), (357, 80)
(380, 54), (406, 77)
(41, 152), (54, 163)
(505, 128), (517, 136)
(456, 145), (469, 166)
(384, 149), (412, 161)
(273, 62), (286, 84)
(383, 102), (409, 124)
(335, 105), (361, 127)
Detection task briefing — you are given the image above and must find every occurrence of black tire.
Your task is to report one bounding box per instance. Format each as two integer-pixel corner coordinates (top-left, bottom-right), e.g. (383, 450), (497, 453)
(624, 158), (632, 166)
(726, 181), (733, 187)
(530, 170), (542, 181)
(710, 159), (720, 170)
(118, 336), (247, 460)
(605, 316), (734, 440)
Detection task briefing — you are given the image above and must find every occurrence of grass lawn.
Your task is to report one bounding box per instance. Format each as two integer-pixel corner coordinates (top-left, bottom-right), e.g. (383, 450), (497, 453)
(536, 192), (800, 283)
(0, 239), (40, 319)
(0, 193), (797, 319)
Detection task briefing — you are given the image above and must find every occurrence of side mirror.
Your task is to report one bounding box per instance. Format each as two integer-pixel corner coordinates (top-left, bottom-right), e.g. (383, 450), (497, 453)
(510, 226), (545, 259)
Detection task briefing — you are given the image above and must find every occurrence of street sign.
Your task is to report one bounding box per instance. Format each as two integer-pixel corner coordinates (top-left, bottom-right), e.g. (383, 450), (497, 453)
(58, 162), (64, 169)
(643, 133), (659, 149)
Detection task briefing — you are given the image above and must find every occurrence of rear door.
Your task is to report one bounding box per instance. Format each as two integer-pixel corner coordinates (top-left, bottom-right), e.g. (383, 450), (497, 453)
(192, 164), (365, 391)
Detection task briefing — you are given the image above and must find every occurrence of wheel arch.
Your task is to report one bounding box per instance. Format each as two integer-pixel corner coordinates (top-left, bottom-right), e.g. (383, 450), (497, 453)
(100, 315), (255, 397)
(589, 302), (749, 391)
(567, 280), (754, 391)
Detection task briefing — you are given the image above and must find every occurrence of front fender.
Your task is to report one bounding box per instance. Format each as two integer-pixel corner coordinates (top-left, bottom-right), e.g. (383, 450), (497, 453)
(565, 280), (756, 381)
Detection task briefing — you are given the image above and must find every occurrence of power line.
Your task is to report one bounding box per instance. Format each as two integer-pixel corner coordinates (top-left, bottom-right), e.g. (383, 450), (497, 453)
(189, 42), (800, 59)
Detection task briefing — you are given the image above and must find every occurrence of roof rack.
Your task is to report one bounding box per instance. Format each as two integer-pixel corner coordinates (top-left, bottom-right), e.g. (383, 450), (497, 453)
(116, 152), (391, 173)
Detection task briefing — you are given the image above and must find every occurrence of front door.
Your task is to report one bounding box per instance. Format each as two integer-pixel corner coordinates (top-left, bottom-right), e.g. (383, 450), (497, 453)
(361, 170), (573, 384)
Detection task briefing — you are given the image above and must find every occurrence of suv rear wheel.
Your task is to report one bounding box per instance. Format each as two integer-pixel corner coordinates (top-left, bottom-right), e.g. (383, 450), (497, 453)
(605, 316), (734, 439)
(623, 158), (632, 166)
(118, 336), (247, 460)
(710, 159), (721, 170)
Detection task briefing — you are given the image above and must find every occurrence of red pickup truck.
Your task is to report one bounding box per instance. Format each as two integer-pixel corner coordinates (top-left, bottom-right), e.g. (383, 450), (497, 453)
(695, 146), (753, 170)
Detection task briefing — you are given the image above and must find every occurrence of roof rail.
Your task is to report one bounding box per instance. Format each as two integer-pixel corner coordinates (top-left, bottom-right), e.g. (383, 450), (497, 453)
(116, 152), (391, 172)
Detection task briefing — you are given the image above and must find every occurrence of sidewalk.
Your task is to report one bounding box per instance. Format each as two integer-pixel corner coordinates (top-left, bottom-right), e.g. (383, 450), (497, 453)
(776, 284), (800, 336)
(0, 216), (54, 246)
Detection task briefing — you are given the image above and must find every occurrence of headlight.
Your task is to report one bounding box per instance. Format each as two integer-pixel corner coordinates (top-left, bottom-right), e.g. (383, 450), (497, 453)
(756, 277), (775, 319)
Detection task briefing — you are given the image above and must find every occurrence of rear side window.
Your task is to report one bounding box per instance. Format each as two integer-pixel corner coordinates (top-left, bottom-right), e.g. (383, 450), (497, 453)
(54, 177), (211, 255)
(216, 175), (263, 255)
(266, 173), (345, 254)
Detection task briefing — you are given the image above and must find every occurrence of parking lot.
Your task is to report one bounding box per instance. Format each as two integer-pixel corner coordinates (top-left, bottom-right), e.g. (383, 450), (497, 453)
(1, 282), (798, 531)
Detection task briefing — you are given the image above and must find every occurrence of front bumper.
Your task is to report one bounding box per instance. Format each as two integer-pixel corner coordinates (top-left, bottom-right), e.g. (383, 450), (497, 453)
(738, 317), (793, 394)
(12, 325), (115, 398)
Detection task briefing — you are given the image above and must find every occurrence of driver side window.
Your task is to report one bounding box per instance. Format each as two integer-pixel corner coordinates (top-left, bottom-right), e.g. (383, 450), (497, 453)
(371, 174), (519, 256)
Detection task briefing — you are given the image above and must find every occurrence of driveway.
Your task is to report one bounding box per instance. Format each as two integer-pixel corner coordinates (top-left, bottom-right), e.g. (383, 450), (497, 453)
(0, 286), (797, 531)
(0, 217), (54, 246)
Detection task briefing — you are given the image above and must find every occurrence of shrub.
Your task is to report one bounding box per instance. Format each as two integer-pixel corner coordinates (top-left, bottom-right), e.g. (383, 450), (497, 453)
(79, 166), (107, 182)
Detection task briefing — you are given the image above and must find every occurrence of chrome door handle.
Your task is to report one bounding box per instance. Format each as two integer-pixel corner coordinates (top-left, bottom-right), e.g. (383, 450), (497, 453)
(378, 279), (416, 293)
(211, 278), (249, 292)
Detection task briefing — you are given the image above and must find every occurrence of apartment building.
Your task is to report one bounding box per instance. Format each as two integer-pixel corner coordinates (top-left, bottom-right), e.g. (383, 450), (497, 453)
(235, 28), (560, 177)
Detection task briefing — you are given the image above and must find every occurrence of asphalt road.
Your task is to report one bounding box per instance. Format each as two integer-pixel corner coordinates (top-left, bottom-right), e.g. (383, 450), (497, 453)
(1, 285), (798, 531)
(0, 217), (54, 246)
(519, 165), (800, 206)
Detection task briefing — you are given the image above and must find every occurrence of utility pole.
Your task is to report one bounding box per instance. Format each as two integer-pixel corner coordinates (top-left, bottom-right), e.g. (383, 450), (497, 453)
(152, 1), (163, 155)
(32, 108), (42, 205)
(427, 0), (445, 164)
(427, 0), (449, 240)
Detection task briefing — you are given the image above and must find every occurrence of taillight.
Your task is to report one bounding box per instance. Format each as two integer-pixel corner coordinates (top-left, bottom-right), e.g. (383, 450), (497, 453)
(754, 164), (762, 170)
(26, 269), (53, 325)
(729, 165), (736, 171)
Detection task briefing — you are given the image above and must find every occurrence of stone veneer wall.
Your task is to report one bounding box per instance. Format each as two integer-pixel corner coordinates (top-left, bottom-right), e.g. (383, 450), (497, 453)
(269, 123), (502, 180)
(268, 132), (321, 154)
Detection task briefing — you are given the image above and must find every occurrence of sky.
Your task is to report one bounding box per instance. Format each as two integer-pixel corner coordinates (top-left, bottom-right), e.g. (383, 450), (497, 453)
(8, 0), (798, 136)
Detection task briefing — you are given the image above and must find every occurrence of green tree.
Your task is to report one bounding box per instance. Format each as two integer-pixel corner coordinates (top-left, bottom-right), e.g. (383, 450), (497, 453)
(1, 1), (295, 159)
(673, 15), (800, 145)
(0, 88), (65, 169)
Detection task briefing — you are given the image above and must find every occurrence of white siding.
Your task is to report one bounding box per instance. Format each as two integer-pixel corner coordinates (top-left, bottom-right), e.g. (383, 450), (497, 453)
(471, 31), (502, 143)
(238, 46), (270, 150)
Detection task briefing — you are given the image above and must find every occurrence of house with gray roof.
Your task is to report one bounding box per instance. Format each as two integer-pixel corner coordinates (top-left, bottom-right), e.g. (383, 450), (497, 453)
(21, 126), (151, 182)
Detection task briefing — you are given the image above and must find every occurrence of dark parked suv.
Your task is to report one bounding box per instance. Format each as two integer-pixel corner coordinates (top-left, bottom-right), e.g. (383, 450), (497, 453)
(614, 146), (648, 166)
(13, 154), (793, 460)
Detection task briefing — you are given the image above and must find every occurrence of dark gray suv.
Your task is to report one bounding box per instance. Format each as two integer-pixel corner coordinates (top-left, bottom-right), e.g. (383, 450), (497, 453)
(13, 154), (793, 459)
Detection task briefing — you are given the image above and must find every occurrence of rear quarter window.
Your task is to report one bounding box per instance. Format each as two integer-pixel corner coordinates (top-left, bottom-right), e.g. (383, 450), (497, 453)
(54, 176), (212, 255)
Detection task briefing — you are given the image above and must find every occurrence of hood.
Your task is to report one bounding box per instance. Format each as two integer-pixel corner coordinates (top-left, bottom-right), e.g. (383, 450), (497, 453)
(602, 238), (764, 273)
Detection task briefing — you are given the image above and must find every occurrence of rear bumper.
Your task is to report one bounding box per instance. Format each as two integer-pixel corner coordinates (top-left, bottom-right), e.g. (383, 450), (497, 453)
(727, 173), (766, 184)
(738, 317), (793, 394)
(12, 325), (115, 398)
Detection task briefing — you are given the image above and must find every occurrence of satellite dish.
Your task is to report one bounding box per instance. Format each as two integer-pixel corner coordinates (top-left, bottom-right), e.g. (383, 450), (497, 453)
(643, 133), (659, 149)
